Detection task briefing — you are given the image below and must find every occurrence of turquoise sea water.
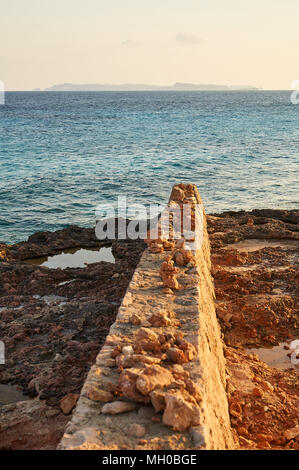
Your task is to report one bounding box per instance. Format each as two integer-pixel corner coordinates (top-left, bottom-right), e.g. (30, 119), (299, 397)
(0, 91), (298, 244)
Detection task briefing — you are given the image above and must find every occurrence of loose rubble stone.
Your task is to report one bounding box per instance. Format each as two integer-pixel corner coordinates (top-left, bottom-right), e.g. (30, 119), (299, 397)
(150, 389), (166, 412)
(132, 354), (161, 365)
(148, 311), (172, 327)
(137, 327), (159, 342)
(60, 394), (79, 415)
(167, 347), (188, 364)
(136, 365), (173, 395)
(101, 401), (136, 415)
(118, 368), (150, 403)
(170, 186), (185, 202)
(86, 387), (114, 403)
(162, 392), (201, 431)
(122, 346), (134, 356)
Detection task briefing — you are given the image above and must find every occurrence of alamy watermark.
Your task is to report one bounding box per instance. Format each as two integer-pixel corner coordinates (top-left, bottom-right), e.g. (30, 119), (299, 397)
(290, 339), (299, 366)
(290, 80), (299, 104)
(95, 196), (204, 248)
(0, 80), (5, 105)
(0, 341), (4, 364)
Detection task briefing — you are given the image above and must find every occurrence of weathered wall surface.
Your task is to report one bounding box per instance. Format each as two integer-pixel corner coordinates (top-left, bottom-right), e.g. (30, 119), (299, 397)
(59, 184), (236, 450)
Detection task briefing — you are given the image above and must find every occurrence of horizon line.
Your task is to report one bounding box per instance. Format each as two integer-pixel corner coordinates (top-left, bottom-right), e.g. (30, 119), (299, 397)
(6, 89), (293, 92)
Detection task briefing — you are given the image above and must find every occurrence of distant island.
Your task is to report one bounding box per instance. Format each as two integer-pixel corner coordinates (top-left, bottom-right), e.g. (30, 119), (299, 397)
(42, 82), (261, 92)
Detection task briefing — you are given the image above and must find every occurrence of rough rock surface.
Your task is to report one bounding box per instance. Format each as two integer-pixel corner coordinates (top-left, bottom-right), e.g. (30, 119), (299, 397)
(0, 226), (145, 449)
(162, 391), (201, 431)
(0, 400), (69, 450)
(209, 210), (299, 450)
(1, 193), (298, 450)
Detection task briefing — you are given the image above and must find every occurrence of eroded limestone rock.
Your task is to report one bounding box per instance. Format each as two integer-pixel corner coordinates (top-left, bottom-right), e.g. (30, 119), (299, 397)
(136, 365), (173, 395)
(148, 311), (173, 327)
(162, 391), (201, 431)
(84, 386), (114, 403)
(60, 393), (79, 415)
(101, 401), (136, 415)
(118, 368), (150, 403)
(167, 347), (188, 364)
(149, 389), (166, 413)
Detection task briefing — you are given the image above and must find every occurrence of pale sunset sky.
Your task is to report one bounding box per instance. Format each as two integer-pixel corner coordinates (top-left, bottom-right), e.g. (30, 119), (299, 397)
(0, 0), (298, 90)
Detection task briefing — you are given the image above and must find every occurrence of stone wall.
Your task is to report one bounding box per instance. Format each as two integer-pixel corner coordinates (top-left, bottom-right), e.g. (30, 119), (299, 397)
(59, 184), (236, 450)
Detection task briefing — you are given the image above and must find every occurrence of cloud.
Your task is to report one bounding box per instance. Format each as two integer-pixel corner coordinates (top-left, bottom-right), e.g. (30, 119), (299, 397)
(121, 40), (141, 47)
(175, 33), (201, 45)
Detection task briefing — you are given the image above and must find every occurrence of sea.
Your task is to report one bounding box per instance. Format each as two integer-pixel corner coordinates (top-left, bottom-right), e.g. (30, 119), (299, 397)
(0, 91), (298, 244)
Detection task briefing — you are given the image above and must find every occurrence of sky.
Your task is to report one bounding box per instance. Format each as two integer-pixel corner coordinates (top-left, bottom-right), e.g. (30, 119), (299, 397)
(0, 0), (298, 90)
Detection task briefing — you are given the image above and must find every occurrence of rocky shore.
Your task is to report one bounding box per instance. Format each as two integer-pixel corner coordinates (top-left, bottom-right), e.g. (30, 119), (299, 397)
(0, 226), (145, 449)
(209, 209), (299, 449)
(0, 208), (298, 450)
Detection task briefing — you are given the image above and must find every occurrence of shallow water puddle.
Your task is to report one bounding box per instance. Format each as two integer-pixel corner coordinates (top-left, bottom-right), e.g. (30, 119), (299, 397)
(226, 239), (298, 252)
(246, 342), (299, 370)
(0, 384), (29, 406)
(25, 246), (115, 269)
